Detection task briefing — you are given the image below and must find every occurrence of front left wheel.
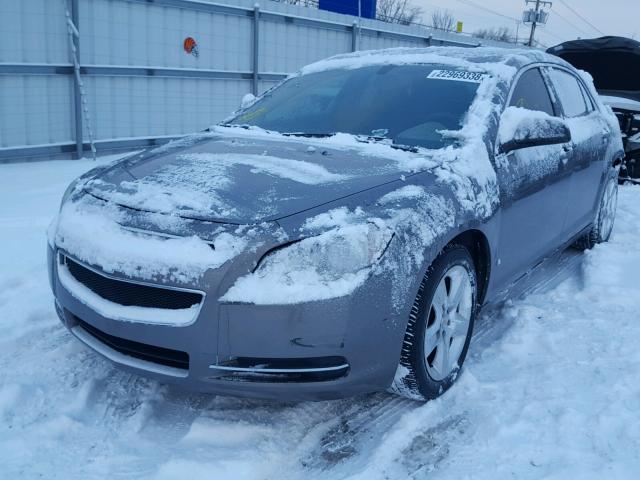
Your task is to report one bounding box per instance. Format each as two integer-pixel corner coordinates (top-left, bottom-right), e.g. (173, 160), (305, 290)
(391, 245), (477, 401)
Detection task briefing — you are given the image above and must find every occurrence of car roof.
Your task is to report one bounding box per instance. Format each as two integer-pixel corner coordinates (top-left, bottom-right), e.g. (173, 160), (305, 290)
(299, 46), (575, 79)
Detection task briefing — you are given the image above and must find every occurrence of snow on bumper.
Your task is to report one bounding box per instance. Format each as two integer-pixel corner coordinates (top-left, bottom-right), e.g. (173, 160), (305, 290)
(47, 240), (406, 399)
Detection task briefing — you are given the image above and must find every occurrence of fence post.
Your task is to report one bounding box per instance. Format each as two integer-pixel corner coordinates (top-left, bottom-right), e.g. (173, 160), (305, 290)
(351, 21), (358, 52)
(70, 0), (83, 159)
(252, 4), (260, 96)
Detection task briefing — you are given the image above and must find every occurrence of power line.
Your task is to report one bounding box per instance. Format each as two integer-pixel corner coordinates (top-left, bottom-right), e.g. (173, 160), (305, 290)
(550, 8), (593, 37)
(556, 0), (605, 36)
(454, 0), (520, 23)
(540, 27), (566, 43)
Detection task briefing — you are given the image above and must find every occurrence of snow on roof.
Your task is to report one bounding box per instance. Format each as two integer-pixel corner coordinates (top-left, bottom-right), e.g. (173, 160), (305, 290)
(299, 46), (568, 80)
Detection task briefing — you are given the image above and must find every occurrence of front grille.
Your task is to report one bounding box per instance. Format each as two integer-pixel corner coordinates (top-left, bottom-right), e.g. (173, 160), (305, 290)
(64, 256), (202, 310)
(76, 317), (189, 370)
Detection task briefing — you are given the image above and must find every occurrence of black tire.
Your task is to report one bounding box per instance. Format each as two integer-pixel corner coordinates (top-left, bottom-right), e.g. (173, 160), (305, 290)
(391, 245), (477, 401)
(574, 172), (619, 251)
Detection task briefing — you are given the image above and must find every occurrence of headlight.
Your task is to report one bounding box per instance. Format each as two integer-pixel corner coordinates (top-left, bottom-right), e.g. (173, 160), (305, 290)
(221, 222), (393, 304)
(258, 223), (393, 280)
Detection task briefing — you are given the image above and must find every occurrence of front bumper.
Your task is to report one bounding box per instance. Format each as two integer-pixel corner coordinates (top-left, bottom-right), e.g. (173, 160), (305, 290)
(48, 244), (407, 401)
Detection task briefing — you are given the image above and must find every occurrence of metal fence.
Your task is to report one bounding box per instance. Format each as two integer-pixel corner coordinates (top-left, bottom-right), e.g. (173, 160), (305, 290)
(0, 0), (515, 162)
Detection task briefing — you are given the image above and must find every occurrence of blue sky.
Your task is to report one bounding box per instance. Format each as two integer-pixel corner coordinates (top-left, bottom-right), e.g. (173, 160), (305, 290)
(415, 0), (638, 47)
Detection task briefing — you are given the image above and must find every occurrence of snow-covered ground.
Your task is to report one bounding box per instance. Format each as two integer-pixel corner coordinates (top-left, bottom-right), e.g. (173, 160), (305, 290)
(1, 155), (639, 479)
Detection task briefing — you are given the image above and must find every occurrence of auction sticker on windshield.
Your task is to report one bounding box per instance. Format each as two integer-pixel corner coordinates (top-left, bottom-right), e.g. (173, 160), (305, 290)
(427, 70), (486, 83)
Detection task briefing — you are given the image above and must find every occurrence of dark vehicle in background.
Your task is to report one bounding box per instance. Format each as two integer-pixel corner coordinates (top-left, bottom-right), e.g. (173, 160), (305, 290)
(548, 36), (640, 183)
(48, 48), (623, 402)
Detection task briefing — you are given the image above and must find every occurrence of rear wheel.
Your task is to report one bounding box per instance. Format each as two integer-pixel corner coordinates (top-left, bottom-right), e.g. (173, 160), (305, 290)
(391, 245), (477, 401)
(574, 174), (618, 250)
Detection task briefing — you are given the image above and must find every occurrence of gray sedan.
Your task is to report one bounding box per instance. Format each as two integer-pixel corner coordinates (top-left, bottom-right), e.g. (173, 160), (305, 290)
(48, 47), (623, 401)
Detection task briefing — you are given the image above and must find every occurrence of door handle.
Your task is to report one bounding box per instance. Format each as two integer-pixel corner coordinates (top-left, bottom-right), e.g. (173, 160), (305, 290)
(562, 144), (573, 153)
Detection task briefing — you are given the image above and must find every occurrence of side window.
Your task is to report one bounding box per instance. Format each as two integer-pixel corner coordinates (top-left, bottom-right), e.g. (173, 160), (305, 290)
(578, 82), (595, 112)
(509, 68), (555, 116)
(548, 68), (589, 117)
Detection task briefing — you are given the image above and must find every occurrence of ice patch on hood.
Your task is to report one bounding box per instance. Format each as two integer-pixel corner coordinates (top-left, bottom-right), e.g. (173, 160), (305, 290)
(378, 185), (429, 204)
(87, 158), (236, 219)
(178, 152), (348, 185)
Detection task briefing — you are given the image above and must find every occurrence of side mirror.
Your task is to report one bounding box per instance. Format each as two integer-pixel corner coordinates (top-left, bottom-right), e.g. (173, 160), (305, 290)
(499, 107), (571, 154)
(240, 93), (257, 109)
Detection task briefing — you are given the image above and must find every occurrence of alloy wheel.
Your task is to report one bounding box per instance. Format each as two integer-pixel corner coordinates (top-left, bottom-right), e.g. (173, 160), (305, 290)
(599, 178), (618, 241)
(423, 265), (474, 381)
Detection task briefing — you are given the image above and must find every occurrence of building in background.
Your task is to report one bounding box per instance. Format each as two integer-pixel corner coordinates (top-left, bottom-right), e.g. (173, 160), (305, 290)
(319, 0), (377, 19)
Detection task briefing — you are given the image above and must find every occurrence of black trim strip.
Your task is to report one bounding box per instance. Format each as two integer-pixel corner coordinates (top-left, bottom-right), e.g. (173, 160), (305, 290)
(0, 63), (288, 81)
(0, 136), (180, 163)
(0, 64), (73, 75)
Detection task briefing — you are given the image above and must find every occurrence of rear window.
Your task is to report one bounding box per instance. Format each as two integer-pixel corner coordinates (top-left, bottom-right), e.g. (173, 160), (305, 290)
(548, 69), (589, 117)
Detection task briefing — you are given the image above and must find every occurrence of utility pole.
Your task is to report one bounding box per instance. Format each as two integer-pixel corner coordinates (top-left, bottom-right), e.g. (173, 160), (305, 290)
(523, 0), (552, 47)
(358, 0), (362, 49)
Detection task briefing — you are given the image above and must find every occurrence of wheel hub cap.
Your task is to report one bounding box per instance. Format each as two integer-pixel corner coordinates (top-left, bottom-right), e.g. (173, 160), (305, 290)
(423, 265), (473, 381)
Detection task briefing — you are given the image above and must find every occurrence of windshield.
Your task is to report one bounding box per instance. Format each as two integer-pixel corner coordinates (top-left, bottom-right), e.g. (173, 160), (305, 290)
(229, 64), (484, 149)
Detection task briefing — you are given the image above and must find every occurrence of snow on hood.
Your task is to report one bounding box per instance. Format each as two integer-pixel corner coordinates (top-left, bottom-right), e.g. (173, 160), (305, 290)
(179, 153), (348, 185)
(51, 195), (255, 283)
(84, 134), (428, 224)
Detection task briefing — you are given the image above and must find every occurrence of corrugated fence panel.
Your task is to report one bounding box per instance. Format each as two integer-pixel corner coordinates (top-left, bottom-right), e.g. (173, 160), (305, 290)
(83, 75), (250, 140)
(79, 0), (253, 72)
(259, 18), (351, 73)
(0, 74), (74, 148)
(0, 0), (69, 64)
(360, 32), (425, 51)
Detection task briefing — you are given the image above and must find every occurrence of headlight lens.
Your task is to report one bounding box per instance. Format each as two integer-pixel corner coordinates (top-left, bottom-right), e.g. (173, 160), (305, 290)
(257, 223), (393, 280)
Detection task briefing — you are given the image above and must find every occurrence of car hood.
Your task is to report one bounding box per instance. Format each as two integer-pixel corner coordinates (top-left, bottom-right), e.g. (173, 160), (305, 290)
(85, 133), (428, 224)
(600, 95), (640, 113)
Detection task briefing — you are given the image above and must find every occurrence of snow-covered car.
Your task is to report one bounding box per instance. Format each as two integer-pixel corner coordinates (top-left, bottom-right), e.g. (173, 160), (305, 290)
(48, 47), (624, 401)
(547, 36), (640, 182)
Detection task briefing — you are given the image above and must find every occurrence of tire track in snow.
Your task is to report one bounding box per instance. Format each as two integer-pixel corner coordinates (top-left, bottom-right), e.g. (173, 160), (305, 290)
(301, 248), (586, 478)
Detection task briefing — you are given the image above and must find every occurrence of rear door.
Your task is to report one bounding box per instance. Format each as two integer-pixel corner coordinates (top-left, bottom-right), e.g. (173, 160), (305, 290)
(545, 67), (609, 236)
(493, 67), (572, 287)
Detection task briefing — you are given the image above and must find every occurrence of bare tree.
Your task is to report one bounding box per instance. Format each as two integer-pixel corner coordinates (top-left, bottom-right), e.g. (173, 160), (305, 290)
(377, 0), (424, 25)
(430, 9), (455, 32)
(474, 27), (513, 42)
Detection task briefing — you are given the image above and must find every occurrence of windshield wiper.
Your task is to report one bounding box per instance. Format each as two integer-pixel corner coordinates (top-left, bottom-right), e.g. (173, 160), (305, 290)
(281, 132), (337, 138)
(216, 123), (251, 130)
(356, 135), (419, 153)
